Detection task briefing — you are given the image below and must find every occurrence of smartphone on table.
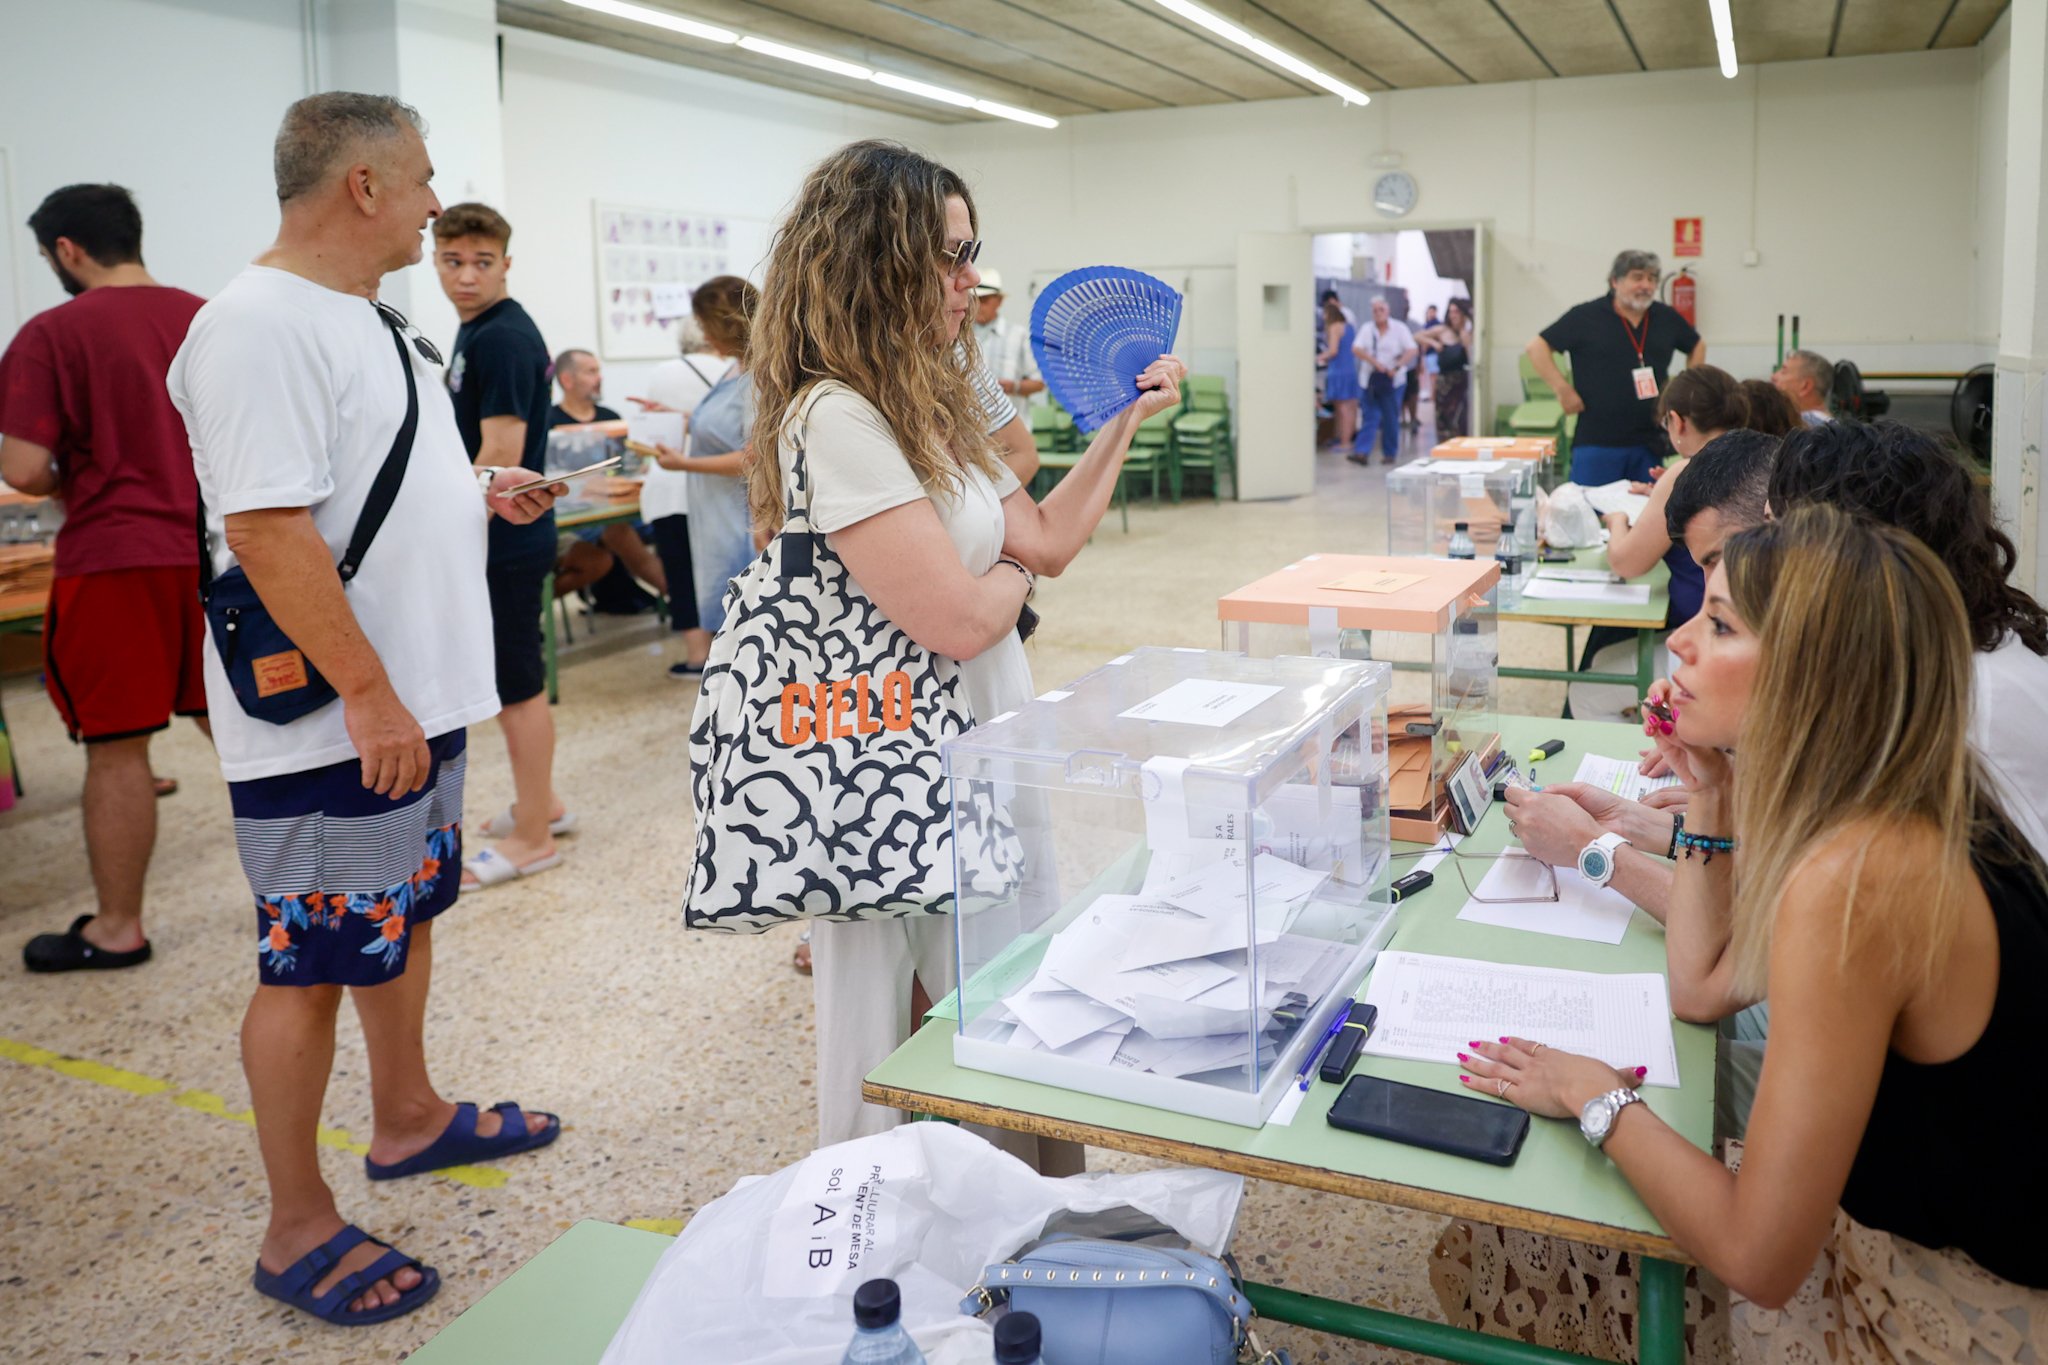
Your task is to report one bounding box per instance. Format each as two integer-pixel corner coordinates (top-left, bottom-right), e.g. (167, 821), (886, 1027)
(1326, 1074), (1530, 1166)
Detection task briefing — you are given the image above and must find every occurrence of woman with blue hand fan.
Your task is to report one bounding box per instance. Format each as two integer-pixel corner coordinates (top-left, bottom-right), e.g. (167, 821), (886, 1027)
(744, 140), (1183, 1157)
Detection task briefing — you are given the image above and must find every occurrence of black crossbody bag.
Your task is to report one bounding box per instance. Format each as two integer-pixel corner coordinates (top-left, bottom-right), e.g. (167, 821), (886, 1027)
(197, 304), (420, 725)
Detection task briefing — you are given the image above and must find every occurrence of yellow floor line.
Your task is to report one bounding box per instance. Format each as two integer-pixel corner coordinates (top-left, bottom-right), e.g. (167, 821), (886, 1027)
(622, 1218), (684, 1235)
(0, 1035), (508, 1189)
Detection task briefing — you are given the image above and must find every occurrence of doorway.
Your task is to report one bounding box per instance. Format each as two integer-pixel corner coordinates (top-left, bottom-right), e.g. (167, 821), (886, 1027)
(1311, 228), (1479, 479)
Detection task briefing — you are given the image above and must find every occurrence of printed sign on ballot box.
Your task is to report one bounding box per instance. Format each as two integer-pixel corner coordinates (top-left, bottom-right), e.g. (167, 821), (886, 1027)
(764, 1142), (920, 1298)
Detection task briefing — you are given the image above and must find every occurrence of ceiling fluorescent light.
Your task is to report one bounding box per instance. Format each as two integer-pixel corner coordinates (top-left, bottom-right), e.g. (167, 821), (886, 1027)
(1152, 0), (1369, 106)
(1708, 0), (1738, 77)
(562, 0), (736, 45)
(973, 99), (1060, 129)
(871, 72), (978, 108)
(737, 35), (873, 80)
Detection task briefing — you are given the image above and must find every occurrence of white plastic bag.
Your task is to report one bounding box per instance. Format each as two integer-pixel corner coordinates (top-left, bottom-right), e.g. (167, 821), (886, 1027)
(1542, 481), (1606, 548)
(600, 1123), (1245, 1365)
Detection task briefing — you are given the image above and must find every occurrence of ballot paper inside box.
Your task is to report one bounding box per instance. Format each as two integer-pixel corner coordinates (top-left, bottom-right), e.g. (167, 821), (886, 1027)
(1219, 555), (1500, 843)
(1385, 461), (1521, 558)
(942, 647), (1396, 1127)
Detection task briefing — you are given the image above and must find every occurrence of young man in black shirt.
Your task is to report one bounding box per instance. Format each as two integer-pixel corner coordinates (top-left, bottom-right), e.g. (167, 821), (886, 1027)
(435, 202), (569, 889)
(1528, 249), (1705, 486)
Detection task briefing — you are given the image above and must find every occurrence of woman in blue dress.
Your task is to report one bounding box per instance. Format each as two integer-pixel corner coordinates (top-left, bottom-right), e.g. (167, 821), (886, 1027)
(1318, 297), (1360, 450)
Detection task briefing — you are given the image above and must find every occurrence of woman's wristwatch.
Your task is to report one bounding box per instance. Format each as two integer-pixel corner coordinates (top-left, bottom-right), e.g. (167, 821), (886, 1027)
(996, 557), (1036, 597)
(1579, 1087), (1643, 1150)
(476, 468), (499, 499)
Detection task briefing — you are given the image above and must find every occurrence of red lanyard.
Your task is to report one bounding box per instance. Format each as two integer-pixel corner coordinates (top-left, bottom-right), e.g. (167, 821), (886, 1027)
(1619, 311), (1648, 365)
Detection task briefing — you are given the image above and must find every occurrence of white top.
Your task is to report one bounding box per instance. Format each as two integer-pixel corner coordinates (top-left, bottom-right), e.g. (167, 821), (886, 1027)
(788, 383), (1029, 722)
(639, 353), (735, 522)
(169, 266), (499, 782)
(973, 313), (1040, 391)
(1799, 408), (1832, 427)
(1353, 318), (1416, 379)
(1972, 633), (2048, 856)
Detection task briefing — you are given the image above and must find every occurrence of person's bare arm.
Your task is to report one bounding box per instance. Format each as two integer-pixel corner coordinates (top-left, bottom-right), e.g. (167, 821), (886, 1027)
(1687, 339), (1708, 368)
(1013, 376), (1045, 398)
(831, 499), (1029, 661)
(222, 507), (430, 796)
(1398, 341), (1419, 369)
(0, 435), (59, 495)
(991, 415), (1039, 484)
(1606, 462), (1682, 578)
(1525, 337), (1584, 414)
(1503, 784), (1676, 925)
(1318, 320), (1342, 364)
(474, 415), (527, 470)
(998, 357), (1184, 577)
(652, 443), (748, 477)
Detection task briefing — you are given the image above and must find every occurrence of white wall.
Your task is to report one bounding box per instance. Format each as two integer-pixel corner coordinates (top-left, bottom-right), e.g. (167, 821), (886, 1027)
(0, 0), (310, 330)
(943, 48), (1996, 417)
(497, 29), (935, 400)
(1975, 9), (2013, 348)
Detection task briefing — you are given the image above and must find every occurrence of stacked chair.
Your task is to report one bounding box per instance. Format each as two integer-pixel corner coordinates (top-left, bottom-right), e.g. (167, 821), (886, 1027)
(1171, 375), (1235, 501)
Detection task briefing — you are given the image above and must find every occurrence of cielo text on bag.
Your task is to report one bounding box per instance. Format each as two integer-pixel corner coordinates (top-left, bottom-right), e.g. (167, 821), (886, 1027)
(776, 671), (917, 745)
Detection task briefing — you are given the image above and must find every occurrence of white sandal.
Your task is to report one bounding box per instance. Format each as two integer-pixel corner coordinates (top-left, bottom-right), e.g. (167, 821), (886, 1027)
(459, 847), (564, 892)
(480, 807), (577, 840)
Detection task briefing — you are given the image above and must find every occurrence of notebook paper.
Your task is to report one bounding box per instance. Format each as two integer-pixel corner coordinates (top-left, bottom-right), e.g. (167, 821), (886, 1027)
(1572, 753), (1683, 803)
(1359, 950), (1679, 1086)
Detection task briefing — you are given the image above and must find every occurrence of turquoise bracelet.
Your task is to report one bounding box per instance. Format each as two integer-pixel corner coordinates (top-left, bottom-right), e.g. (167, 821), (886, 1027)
(1674, 828), (1735, 864)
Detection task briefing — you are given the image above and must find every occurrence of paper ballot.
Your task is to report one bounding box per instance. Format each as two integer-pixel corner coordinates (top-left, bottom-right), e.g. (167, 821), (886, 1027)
(1519, 578), (1653, 606)
(1120, 679), (1282, 728)
(1583, 480), (1652, 523)
(1360, 951), (1680, 1087)
(1572, 753), (1683, 804)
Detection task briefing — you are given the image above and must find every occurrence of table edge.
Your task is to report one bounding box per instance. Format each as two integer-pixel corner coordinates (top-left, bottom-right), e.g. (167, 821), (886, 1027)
(862, 1081), (1693, 1266)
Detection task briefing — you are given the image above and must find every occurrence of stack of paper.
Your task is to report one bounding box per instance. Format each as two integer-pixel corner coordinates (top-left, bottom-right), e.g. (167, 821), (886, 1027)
(993, 853), (1367, 1079)
(1519, 578), (1652, 606)
(1572, 753), (1682, 803)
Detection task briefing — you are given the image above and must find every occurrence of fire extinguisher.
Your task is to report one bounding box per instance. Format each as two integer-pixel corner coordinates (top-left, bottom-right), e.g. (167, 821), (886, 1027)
(1665, 268), (1697, 328)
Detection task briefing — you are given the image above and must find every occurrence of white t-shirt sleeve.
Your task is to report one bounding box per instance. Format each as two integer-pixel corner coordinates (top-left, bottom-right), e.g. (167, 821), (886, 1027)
(973, 350), (1017, 433)
(799, 390), (932, 534)
(175, 297), (336, 515)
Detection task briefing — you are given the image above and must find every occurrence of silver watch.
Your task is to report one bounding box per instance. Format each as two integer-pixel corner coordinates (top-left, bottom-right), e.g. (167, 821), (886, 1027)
(1578, 1086), (1642, 1149)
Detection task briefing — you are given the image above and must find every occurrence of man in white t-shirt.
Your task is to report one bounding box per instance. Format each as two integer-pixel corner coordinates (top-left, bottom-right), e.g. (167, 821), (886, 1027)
(1350, 296), (1417, 465)
(168, 92), (562, 1327)
(1772, 349), (1833, 427)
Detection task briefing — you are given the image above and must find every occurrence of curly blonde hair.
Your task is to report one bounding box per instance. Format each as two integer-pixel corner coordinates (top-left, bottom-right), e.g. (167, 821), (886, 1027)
(749, 140), (999, 526)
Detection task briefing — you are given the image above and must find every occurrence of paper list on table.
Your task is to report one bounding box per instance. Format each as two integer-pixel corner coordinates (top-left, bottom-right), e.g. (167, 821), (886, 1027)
(1358, 950), (1680, 1086)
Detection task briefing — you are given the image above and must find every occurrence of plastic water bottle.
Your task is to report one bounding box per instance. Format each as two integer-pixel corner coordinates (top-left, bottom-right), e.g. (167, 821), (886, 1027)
(1446, 521), (1476, 560)
(842, 1280), (926, 1365)
(993, 1312), (1044, 1364)
(1494, 526), (1525, 610)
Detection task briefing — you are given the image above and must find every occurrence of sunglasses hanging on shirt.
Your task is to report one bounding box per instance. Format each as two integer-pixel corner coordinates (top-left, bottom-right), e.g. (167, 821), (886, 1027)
(371, 300), (445, 367)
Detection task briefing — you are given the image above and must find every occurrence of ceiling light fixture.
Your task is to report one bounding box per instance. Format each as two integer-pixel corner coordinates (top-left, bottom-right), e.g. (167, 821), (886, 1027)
(871, 72), (978, 108)
(559, 0), (1059, 127)
(1708, 0), (1738, 77)
(1151, 0), (1369, 106)
(736, 35), (873, 81)
(562, 0), (735, 45)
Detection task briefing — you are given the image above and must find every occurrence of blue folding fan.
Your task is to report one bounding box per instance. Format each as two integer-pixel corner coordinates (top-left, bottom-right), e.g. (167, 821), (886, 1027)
(1030, 266), (1183, 433)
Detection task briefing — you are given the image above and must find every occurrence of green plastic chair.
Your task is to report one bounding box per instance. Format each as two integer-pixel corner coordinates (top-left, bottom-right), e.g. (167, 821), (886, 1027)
(1509, 353), (1571, 455)
(1172, 388), (1234, 501)
(1124, 406), (1177, 505)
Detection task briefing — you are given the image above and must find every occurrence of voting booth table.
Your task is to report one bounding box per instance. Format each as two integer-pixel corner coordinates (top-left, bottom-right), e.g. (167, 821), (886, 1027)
(1218, 556), (1501, 845)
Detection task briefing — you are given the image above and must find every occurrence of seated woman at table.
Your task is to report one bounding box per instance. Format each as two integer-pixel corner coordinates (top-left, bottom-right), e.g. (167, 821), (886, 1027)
(1438, 504), (2048, 1361)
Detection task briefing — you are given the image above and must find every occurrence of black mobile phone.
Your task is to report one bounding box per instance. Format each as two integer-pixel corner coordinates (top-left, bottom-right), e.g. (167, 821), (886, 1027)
(1325, 1074), (1531, 1166)
(1537, 547), (1575, 563)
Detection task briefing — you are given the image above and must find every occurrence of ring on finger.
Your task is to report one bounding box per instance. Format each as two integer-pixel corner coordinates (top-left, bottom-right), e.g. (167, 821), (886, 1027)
(1532, 1043), (1546, 1054)
(1496, 1078), (1510, 1098)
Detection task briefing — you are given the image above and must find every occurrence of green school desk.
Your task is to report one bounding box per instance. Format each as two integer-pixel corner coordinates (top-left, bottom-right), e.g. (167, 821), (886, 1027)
(865, 714), (1712, 1365)
(408, 1219), (669, 1364)
(1500, 547), (1671, 700)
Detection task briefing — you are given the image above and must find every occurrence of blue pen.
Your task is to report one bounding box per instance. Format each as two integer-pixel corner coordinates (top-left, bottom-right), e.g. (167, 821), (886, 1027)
(1296, 999), (1355, 1090)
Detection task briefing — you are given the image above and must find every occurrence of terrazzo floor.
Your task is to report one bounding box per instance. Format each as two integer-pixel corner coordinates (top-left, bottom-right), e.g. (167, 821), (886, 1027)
(1, 432), (1636, 1363)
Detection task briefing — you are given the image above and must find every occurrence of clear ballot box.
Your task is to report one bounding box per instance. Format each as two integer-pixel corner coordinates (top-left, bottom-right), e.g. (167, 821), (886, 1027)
(1218, 555), (1500, 843)
(1386, 459), (1522, 559)
(1430, 436), (1554, 497)
(943, 648), (1396, 1127)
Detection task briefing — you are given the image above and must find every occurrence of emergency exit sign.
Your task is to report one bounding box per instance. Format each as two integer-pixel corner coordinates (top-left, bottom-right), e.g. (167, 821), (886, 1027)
(1674, 218), (1703, 257)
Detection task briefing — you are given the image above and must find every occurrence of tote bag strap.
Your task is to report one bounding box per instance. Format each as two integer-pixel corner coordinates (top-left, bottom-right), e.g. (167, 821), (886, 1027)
(775, 380), (845, 579)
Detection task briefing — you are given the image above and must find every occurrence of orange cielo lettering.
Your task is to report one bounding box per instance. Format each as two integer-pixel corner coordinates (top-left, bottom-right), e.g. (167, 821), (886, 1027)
(777, 673), (912, 743)
(881, 671), (914, 731)
(778, 683), (812, 745)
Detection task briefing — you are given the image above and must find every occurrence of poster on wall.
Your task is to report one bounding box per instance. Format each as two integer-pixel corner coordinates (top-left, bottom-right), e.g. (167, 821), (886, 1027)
(593, 202), (768, 360)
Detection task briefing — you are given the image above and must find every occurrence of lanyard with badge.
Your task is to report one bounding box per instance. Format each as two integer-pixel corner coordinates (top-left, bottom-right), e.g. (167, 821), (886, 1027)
(1620, 311), (1656, 400)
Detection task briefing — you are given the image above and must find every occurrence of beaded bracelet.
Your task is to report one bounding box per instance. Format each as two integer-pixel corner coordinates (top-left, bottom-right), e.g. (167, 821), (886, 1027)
(1674, 828), (1736, 864)
(1666, 812), (1684, 861)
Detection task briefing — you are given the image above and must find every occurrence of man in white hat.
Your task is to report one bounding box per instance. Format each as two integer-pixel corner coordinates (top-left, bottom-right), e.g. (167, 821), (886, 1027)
(972, 269), (1043, 401)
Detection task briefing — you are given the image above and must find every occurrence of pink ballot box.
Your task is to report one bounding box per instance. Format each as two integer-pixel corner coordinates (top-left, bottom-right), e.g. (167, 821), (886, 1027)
(1218, 554), (1500, 844)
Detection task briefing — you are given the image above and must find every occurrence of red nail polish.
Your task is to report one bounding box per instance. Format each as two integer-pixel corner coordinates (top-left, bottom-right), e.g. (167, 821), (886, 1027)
(1458, 1075), (1470, 1083)
(1457, 1052), (1470, 1062)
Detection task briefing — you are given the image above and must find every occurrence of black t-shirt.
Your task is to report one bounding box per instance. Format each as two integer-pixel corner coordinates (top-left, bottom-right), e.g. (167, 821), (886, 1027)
(449, 297), (554, 564)
(1539, 293), (1701, 449)
(546, 402), (621, 429)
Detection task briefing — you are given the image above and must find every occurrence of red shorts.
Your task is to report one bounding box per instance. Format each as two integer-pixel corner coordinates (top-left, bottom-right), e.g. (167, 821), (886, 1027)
(43, 565), (208, 743)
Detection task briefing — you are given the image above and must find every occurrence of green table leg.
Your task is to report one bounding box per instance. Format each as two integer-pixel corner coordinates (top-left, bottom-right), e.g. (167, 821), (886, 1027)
(1634, 623), (1657, 702)
(1636, 1257), (1686, 1365)
(1564, 625), (1576, 671)
(1246, 1281), (1618, 1365)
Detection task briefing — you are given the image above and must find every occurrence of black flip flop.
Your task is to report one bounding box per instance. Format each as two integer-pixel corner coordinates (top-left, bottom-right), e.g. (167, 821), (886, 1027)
(23, 915), (153, 973)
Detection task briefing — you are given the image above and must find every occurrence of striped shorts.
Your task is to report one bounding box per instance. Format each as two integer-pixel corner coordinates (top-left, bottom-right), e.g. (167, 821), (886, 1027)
(227, 730), (467, 987)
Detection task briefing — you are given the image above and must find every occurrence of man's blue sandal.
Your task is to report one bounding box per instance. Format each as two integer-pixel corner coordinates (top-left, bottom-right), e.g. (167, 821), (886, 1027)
(251, 1224), (440, 1325)
(364, 1100), (561, 1181)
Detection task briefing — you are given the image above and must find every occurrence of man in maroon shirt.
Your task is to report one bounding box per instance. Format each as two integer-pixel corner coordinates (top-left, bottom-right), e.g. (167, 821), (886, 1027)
(0, 184), (208, 973)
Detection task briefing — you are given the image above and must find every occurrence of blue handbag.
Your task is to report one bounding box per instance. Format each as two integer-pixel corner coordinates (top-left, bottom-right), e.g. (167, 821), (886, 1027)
(960, 1235), (1289, 1365)
(196, 301), (420, 725)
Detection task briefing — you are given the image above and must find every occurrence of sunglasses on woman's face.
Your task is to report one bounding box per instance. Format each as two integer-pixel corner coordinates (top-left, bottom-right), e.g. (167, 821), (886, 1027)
(942, 238), (983, 276)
